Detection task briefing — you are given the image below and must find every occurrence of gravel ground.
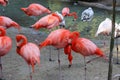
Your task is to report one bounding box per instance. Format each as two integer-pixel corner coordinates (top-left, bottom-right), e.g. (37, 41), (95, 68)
(1, 27), (120, 80)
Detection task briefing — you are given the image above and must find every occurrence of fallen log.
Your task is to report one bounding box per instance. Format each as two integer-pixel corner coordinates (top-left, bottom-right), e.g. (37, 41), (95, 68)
(78, 1), (120, 11)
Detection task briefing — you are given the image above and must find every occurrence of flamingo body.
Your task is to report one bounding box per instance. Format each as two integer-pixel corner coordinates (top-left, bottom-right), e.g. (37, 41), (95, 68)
(40, 29), (71, 49)
(0, 27), (12, 56)
(31, 11), (64, 30)
(0, 16), (21, 31)
(95, 18), (118, 37)
(21, 3), (51, 16)
(0, 0), (8, 6)
(0, 36), (12, 56)
(71, 38), (105, 57)
(19, 43), (40, 67)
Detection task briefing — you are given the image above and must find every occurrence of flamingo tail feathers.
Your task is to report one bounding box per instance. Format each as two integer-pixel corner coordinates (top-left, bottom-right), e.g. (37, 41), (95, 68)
(95, 48), (108, 62)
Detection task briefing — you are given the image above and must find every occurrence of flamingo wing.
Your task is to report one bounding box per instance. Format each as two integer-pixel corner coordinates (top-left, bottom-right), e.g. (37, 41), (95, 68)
(0, 36), (12, 56)
(72, 38), (97, 56)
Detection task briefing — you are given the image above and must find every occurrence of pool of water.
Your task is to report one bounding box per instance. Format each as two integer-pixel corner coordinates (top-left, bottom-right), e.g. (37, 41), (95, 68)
(0, 0), (120, 38)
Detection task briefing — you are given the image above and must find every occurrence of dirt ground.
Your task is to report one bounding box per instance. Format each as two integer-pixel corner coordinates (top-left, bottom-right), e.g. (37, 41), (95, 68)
(1, 27), (120, 80)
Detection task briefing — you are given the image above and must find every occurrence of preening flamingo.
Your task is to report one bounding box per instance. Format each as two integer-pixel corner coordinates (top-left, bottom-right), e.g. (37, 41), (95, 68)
(21, 3), (51, 16)
(0, 16), (21, 32)
(62, 7), (78, 21)
(0, 0), (8, 6)
(16, 34), (40, 80)
(39, 29), (72, 80)
(0, 27), (12, 79)
(66, 31), (108, 80)
(95, 18), (120, 64)
(81, 7), (94, 22)
(31, 11), (65, 30)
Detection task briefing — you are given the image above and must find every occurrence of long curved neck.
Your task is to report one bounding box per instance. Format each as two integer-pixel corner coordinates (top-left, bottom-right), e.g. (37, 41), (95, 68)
(0, 28), (6, 36)
(18, 37), (27, 48)
(67, 12), (78, 20)
(17, 37), (27, 54)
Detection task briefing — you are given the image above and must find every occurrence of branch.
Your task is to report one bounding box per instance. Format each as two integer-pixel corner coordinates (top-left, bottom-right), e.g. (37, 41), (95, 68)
(78, 1), (120, 11)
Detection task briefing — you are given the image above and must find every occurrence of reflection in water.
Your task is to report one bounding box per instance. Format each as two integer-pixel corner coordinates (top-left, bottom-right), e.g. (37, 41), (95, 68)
(0, 0), (119, 38)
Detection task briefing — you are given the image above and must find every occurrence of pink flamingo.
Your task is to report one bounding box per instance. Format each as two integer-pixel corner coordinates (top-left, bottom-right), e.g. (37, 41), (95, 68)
(16, 34), (40, 80)
(39, 29), (72, 80)
(62, 7), (78, 21)
(30, 11), (65, 30)
(0, 27), (12, 79)
(21, 3), (51, 16)
(0, 16), (21, 32)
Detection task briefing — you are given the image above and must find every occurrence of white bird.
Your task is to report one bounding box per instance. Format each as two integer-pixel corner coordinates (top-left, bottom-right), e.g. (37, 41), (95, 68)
(95, 18), (118, 37)
(81, 7), (94, 22)
(95, 17), (120, 64)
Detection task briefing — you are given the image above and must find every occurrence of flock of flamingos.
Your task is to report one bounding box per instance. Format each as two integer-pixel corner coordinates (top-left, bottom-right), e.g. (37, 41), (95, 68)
(0, 0), (120, 80)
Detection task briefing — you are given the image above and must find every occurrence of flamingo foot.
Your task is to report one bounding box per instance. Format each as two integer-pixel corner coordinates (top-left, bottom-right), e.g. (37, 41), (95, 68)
(30, 73), (32, 80)
(68, 64), (72, 68)
(49, 58), (55, 62)
(0, 64), (3, 80)
(115, 62), (120, 64)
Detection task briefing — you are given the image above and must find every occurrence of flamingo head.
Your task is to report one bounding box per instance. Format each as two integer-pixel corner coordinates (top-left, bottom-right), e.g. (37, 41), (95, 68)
(10, 22), (21, 32)
(21, 8), (27, 12)
(69, 31), (80, 40)
(0, 27), (6, 36)
(21, 8), (32, 16)
(30, 24), (41, 30)
(16, 34), (28, 48)
(62, 7), (70, 17)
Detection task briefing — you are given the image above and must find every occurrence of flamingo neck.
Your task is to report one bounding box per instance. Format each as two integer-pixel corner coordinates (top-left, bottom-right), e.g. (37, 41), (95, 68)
(0, 27), (6, 36)
(67, 12), (78, 20)
(16, 37), (27, 54)
(52, 12), (62, 22)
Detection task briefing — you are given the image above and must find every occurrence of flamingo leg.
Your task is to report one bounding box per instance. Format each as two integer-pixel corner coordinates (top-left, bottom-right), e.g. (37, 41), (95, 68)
(48, 46), (55, 61)
(48, 29), (54, 62)
(84, 57), (87, 80)
(86, 56), (101, 64)
(57, 49), (61, 80)
(115, 38), (119, 64)
(103, 36), (106, 47)
(0, 57), (3, 79)
(86, 55), (108, 64)
(49, 46), (52, 61)
(29, 66), (32, 80)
